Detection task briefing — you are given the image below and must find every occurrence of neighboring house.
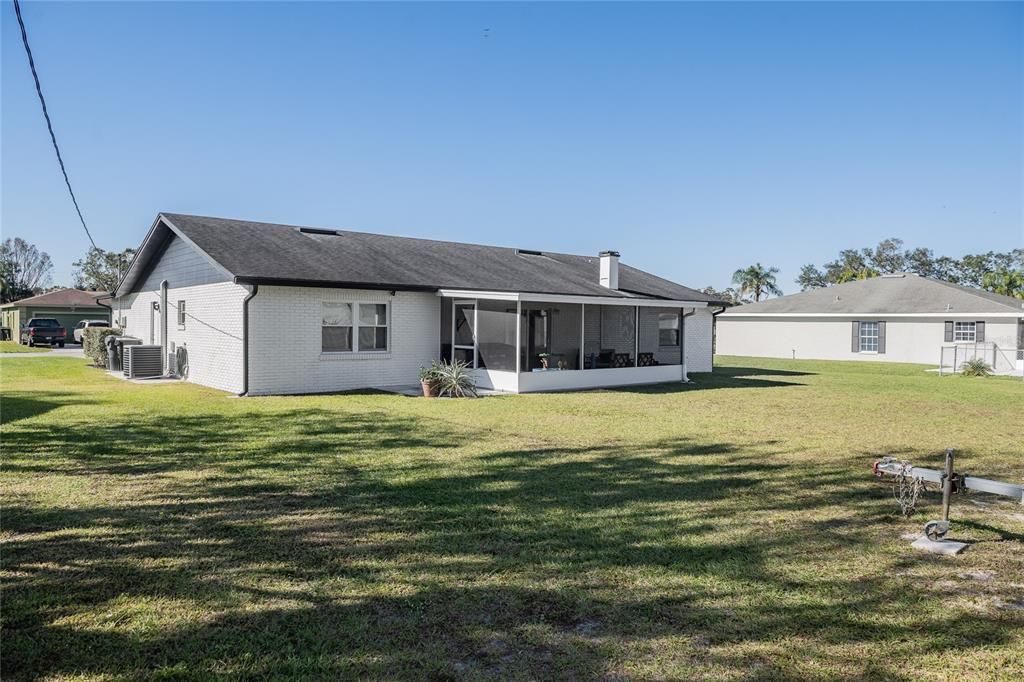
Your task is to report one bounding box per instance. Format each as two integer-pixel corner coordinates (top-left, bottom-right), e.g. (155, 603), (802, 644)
(716, 273), (1024, 373)
(0, 288), (110, 341)
(109, 213), (724, 395)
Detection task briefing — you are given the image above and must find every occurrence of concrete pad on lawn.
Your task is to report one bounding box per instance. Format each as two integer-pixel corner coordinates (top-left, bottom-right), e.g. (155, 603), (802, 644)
(911, 536), (968, 555)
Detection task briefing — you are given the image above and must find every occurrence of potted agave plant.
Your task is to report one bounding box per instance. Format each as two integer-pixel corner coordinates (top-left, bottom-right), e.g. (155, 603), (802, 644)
(419, 362), (442, 397)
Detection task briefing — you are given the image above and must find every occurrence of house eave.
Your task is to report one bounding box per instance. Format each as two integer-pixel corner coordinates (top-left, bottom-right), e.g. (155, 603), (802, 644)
(436, 289), (711, 308)
(719, 311), (1024, 318)
(231, 276), (439, 293)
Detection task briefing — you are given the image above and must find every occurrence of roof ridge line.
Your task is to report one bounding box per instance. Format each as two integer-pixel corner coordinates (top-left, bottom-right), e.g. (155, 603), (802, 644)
(160, 212), (605, 264)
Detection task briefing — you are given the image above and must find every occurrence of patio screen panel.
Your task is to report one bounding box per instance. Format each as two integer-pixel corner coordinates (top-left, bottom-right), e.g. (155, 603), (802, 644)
(520, 303), (582, 371)
(583, 305), (636, 369)
(476, 300), (518, 372)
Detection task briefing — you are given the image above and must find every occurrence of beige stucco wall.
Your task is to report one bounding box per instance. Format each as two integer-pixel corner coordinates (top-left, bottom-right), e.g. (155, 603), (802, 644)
(716, 316), (1021, 366)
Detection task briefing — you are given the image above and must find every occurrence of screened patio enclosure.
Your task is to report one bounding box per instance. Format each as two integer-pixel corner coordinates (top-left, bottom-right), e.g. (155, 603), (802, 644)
(438, 291), (707, 392)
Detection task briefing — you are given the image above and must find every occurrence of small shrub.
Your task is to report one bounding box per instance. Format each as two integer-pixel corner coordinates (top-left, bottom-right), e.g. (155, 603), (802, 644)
(960, 358), (992, 377)
(418, 361), (443, 397)
(83, 327), (120, 367)
(419, 361), (443, 384)
(433, 360), (477, 398)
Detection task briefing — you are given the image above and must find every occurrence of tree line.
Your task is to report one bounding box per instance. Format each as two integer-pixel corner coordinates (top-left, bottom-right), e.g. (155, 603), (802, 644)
(0, 238), (135, 304)
(703, 238), (1024, 305)
(796, 238), (1023, 293)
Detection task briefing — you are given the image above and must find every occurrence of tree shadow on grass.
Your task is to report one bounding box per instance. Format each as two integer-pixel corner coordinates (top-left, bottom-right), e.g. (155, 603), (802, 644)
(4, 409), (1019, 675)
(0, 392), (94, 425)
(610, 366), (813, 393)
(2, 401), (1020, 680)
(1, 406), (459, 477)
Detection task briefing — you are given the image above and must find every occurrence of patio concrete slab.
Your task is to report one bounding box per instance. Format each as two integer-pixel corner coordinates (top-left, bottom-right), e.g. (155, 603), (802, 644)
(375, 384), (507, 397)
(105, 370), (183, 385)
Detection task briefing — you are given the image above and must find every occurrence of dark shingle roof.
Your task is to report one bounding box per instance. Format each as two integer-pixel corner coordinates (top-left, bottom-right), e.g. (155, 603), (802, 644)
(720, 274), (1024, 315)
(1, 288), (107, 309)
(120, 213), (720, 303)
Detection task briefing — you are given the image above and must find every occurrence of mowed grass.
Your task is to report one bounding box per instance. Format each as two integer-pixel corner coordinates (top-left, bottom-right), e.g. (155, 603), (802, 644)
(0, 340), (49, 354)
(1, 356), (1022, 680)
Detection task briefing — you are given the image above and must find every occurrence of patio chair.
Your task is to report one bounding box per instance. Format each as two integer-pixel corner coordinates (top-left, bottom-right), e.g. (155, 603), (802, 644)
(595, 349), (615, 369)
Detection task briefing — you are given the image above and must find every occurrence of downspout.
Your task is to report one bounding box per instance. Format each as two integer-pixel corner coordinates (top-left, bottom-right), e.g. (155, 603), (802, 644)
(94, 292), (114, 324)
(160, 280), (168, 375)
(680, 307), (696, 383)
(239, 283), (259, 396)
(710, 304), (728, 361)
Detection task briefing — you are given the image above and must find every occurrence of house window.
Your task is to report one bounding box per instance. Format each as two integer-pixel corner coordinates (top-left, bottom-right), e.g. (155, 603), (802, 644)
(322, 302), (389, 353)
(658, 312), (680, 347)
(322, 302), (353, 352)
(954, 321), (976, 342)
(358, 303), (388, 351)
(177, 300), (186, 327)
(859, 321), (879, 352)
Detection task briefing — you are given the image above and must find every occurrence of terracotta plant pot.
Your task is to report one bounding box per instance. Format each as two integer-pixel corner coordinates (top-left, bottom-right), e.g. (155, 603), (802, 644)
(421, 380), (440, 398)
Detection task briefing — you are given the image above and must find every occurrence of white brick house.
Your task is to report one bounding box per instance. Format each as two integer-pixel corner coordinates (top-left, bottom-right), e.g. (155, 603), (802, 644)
(108, 213), (723, 395)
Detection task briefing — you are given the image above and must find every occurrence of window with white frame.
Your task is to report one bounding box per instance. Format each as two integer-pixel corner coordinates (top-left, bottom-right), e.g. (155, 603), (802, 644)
(658, 312), (680, 347)
(322, 302), (353, 352)
(859, 321), (879, 352)
(177, 300), (186, 327)
(322, 302), (388, 353)
(953, 321), (976, 342)
(358, 303), (388, 351)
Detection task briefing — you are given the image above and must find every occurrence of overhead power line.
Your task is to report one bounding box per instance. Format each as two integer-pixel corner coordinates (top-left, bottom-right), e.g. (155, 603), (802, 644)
(13, 0), (98, 250)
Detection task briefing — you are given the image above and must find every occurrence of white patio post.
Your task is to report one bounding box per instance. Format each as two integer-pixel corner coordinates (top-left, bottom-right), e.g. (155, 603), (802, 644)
(580, 303), (585, 370)
(634, 305), (639, 367)
(515, 299), (522, 375)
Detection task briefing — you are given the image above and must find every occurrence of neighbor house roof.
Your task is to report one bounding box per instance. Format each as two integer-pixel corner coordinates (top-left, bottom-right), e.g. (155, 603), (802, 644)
(0, 288), (108, 309)
(720, 273), (1024, 316)
(117, 213), (723, 304)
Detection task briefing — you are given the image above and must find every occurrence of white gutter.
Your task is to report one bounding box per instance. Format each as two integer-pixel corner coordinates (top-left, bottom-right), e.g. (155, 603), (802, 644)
(719, 312), (1023, 318)
(436, 289), (710, 309)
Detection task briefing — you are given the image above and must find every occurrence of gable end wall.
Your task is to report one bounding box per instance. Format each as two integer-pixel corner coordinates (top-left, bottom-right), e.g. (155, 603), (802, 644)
(112, 236), (247, 393)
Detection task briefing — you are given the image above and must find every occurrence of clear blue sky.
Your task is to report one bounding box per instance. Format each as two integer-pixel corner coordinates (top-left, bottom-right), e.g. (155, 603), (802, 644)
(2, 1), (1021, 293)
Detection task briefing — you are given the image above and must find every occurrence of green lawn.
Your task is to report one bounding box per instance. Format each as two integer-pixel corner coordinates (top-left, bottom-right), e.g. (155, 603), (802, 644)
(2, 356), (1022, 680)
(0, 340), (50, 353)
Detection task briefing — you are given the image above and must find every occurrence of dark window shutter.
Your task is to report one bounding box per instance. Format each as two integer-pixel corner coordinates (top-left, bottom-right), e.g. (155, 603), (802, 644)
(944, 321), (953, 342)
(975, 321), (985, 342)
(851, 321), (860, 352)
(877, 321), (886, 354)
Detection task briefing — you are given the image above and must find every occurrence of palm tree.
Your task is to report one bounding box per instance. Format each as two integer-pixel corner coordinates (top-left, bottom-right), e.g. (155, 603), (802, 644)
(732, 263), (783, 302)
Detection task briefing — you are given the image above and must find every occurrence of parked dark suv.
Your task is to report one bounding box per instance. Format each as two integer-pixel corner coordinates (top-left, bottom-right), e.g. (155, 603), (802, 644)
(20, 318), (66, 347)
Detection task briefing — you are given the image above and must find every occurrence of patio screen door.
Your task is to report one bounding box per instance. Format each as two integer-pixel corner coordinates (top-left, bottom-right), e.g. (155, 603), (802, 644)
(452, 300), (477, 368)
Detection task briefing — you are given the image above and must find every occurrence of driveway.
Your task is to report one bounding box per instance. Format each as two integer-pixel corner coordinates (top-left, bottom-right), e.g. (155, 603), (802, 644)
(0, 346), (86, 359)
